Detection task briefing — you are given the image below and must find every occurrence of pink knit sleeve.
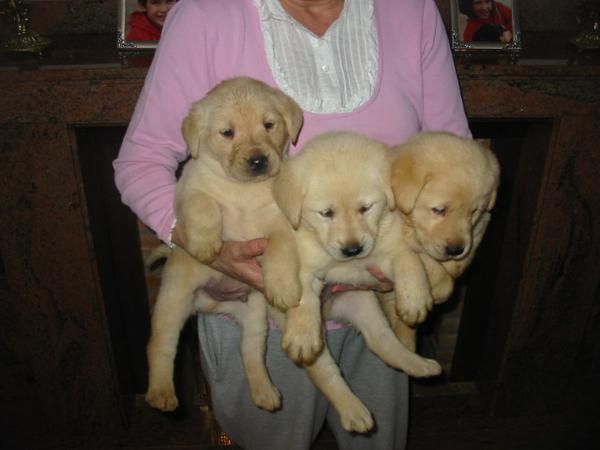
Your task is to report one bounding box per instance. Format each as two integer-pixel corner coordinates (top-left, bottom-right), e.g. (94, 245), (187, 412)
(420, 0), (471, 138)
(113, 1), (213, 243)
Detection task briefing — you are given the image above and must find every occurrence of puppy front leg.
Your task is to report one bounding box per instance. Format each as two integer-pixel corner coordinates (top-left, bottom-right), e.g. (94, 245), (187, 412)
(262, 228), (302, 311)
(146, 249), (202, 411)
(304, 347), (374, 433)
(420, 254), (455, 304)
(392, 252), (433, 326)
(376, 291), (417, 352)
(177, 190), (223, 264)
(281, 274), (324, 364)
(442, 211), (491, 279)
(327, 292), (441, 377)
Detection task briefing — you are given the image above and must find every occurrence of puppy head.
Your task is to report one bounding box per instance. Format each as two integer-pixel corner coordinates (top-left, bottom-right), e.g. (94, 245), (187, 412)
(391, 132), (500, 261)
(182, 77), (303, 182)
(274, 132), (395, 261)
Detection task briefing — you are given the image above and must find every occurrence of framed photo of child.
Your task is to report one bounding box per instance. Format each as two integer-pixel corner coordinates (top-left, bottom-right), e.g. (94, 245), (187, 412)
(117, 0), (177, 49)
(450, 0), (522, 53)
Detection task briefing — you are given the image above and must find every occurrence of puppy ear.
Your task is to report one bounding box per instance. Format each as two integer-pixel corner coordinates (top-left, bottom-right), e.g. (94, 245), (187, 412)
(486, 189), (497, 211)
(383, 162), (396, 211)
(272, 90), (304, 144)
(385, 184), (396, 211)
(181, 103), (207, 159)
(482, 145), (501, 211)
(272, 163), (305, 229)
(390, 150), (428, 214)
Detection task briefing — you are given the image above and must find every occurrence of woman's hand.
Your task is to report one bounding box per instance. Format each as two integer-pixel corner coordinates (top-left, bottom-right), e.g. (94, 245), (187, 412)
(326, 265), (394, 295)
(210, 239), (267, 292)
(366, 265), (394, 292)
(172, 222), (267, 299)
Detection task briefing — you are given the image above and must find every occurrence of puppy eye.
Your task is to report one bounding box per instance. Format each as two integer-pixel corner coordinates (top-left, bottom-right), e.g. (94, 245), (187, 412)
(359, 204), (373, 214)
(432, 206), (446, 216)
(220, 128), (234, 139)
(264, 121), (275, 130)
(319, 208), (335, 219)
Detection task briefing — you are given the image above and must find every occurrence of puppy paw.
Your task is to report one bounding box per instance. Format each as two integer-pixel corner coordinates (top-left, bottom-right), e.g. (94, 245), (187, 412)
(250, 382), (281, 411)
(395, 291), (433, 326)
(403, 355), (442, 378)
(281, 308), (323, 364)
(338, 397), (374, 434)
(145, 384), (179, 411)
(431, 281), (454, 304)
(264, 275), (302, 311)
(188, 238), (223, 264)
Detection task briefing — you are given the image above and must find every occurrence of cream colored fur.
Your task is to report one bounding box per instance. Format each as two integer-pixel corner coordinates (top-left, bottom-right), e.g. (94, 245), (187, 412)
(382, 131), (501, 350)
(272, 132), (443, 376)
(146, 77), (303, 413)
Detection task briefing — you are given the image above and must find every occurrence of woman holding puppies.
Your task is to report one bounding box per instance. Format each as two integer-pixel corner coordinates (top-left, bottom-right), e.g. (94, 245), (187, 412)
(114, 0), (470, 448)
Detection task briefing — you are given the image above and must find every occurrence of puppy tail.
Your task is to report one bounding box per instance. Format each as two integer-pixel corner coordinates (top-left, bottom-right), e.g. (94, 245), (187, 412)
(145, 244), (172, 271)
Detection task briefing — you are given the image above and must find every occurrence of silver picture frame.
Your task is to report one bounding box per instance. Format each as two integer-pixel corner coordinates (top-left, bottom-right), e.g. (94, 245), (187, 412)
(450, 0), (522, 53)
(117, 0), (159, 50)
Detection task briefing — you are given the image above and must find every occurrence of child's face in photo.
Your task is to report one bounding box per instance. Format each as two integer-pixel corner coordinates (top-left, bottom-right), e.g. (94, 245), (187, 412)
(472, 0), (493, 19)
(145, 0), (177, 29)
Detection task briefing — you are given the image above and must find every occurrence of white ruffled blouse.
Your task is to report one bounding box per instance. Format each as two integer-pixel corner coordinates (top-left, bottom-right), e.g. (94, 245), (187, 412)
(255, 0), (378, 114)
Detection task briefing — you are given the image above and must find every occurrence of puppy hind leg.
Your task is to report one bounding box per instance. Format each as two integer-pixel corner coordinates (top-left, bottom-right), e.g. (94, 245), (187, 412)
(225, 292), (281, 411)
(146, 251), (204, 411)
(304, 347), (374, 434)
(375, 291), (417, 351)
(328, 292), (441, 378)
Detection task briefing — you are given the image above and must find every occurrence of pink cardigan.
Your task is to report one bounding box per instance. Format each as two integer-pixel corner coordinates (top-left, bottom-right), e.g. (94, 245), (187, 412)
(114, 0), (470, 242)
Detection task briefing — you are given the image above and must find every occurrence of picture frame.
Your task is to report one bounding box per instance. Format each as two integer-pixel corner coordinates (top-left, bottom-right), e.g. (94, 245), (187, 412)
(450, 0), (522, 53)
(117, 0), (158, 50)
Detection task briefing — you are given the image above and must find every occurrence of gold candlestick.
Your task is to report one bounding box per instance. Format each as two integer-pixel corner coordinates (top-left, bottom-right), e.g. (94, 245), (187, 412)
(1, 0), (52, 54)
(571, 0), (600, 50)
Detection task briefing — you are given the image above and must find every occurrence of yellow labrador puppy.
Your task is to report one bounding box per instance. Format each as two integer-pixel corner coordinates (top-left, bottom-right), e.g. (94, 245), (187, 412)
(145, 77), (303, 413)
(380, 131), (500, 350)
(272, 131), (445, 371)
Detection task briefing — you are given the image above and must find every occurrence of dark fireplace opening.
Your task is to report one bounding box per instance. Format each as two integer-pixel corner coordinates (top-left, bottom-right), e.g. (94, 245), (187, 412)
(75, 126), (151, 401)
(416, 120), (553, 403)
(74, 120), (554, 414)
(75, 126), (203, 420)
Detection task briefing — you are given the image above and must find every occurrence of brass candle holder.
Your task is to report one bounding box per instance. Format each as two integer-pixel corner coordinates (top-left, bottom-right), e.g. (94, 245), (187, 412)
(571, 0), (600, 50)
(1, 0), (51, 54)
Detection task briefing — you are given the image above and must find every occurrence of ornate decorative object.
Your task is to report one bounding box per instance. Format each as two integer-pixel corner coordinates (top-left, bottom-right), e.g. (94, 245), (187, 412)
(571, 0), (600, 50)
(1, 0), (51, 54)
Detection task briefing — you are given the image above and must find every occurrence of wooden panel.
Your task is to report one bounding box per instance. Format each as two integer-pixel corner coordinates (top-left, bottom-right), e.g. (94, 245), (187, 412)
(492, 115), (600, 415)
(75, 126), (151, 396)
(451, 121), (552, 382)
(0, 122), (124, 448)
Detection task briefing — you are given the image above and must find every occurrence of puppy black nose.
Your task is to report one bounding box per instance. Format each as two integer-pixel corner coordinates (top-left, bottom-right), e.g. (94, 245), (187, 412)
(247, 154), (269, 175)
(341, 245), (363, 258)
(445, 245), (465, 257)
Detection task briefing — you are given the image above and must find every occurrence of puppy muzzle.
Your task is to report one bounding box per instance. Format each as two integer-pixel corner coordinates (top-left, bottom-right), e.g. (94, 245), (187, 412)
(341, 244), (364, 258)
(445, 244), (465, 258)
(246, 153), (270, 176)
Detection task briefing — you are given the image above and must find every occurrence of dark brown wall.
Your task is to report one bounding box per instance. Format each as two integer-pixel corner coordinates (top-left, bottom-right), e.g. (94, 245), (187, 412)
(1, 0), (582, 41)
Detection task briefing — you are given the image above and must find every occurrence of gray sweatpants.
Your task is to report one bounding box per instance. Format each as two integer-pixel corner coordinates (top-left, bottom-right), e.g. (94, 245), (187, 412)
(197, 314), (409, 450)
